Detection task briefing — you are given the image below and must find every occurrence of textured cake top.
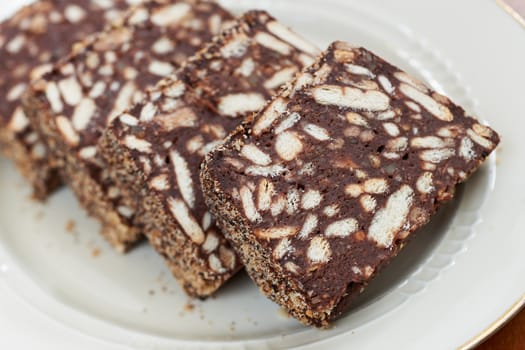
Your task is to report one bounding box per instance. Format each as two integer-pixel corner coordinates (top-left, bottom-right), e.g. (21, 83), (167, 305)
(205, 41), (499, 310)
(0, 0), (138, 155)
(178, 10), (319, 116)
(109, 10), (320, 279)
(31, 0), (232, 161)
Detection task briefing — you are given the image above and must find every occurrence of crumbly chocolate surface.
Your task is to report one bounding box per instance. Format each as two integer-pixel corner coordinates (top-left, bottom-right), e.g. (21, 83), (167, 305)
(99, 10), (320, 296)
(201, 41), (500, 326)
(0, 0), (136, 199)
(23, 0), (233, 251)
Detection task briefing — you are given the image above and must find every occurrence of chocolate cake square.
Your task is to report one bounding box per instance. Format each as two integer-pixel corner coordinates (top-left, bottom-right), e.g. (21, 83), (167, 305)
(200, 42), (500, 326)
(22, 0), (233, 251)
(99, 10), (320, 296)
(0, 0), (135, 199)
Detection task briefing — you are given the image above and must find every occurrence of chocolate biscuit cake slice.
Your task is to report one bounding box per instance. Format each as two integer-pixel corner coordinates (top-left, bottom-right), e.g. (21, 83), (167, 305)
(0, 0), (137, 200)
(23, 0), (233, 252)
(201, 41), (500, 326)
(99, 10), (320, 296)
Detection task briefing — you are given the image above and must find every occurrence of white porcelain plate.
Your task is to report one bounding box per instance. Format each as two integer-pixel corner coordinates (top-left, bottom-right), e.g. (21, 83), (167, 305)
(1, 0), (524, 349)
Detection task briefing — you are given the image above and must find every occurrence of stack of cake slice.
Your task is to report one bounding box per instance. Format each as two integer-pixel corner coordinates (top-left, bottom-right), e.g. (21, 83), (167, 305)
(0, 0), (499, 328)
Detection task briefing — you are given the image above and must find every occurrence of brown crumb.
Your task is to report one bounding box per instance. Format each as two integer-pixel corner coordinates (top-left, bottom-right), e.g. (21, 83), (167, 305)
(184, 302), (195, 312)
(65, 220), (76, 233)
(496, 146), (503, 166)
(229, 321), (236, 332)
(34, 211), (45, 221)
(156, 271), (166, 282)
(148, 289), (155, 296)
(496, 149), (502, 165)
(91, 247), (101, 257)
(278, 308), (290, 319)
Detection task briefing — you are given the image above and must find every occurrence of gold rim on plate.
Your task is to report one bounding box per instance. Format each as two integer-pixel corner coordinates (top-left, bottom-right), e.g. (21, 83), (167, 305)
(496, 0), (525, 28)
(458, 294), (525, 349)
(459, 3), (525, 347)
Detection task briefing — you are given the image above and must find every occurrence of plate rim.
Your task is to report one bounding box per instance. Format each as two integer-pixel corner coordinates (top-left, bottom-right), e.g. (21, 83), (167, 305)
(459, 294), (525, 349)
